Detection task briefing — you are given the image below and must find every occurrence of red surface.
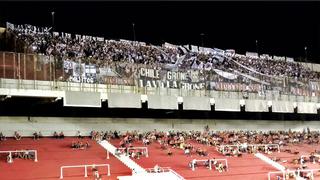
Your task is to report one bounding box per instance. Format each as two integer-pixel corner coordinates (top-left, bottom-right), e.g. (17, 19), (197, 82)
(0, 138), (131, 180)
(265, 144), (320, 179)
(108, 139), (278, 180)
(0, 138), (298, 180)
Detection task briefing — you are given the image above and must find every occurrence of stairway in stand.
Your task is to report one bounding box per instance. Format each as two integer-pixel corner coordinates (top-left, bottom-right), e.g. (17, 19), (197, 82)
(99, 140), (147, 174)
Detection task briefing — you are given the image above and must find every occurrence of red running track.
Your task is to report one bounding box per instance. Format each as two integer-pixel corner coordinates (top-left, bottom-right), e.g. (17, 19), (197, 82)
(0, 138), (278, 180)
(0, 138), (132, 180)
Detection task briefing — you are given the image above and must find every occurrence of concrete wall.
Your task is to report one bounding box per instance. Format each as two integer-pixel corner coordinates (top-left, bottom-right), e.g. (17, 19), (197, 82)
(0, 116), (319, 137)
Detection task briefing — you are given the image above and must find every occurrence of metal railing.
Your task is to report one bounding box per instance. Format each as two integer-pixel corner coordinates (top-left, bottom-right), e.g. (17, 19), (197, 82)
(1, 51), (320, 102)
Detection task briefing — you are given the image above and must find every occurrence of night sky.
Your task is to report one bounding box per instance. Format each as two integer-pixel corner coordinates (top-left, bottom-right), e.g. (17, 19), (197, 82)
(1, 1), (320, 63)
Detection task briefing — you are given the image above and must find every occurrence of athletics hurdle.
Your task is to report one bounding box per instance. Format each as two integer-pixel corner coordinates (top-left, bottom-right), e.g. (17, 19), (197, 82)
(267, 168), (320, 180)
(217, 145), (240, 155)
(248, 144), (280, 153)
(144, 167), (186, 179)
(190, 159), (228, 171)
(60, 163), (110, 179)
(118, 147), (149, 157)
(0, 150), (38, 163)
(218, 143), (280, 155)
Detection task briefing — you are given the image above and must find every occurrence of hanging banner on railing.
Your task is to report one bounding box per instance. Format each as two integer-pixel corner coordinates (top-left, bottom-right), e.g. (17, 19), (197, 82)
(6, 22), (51, 34)
(163, 42), (178, 50)
(3, 51), (320, 96)
(286, 57), (294, 62)
(138, 67), (205, 90)
(209, 82), (263, 92)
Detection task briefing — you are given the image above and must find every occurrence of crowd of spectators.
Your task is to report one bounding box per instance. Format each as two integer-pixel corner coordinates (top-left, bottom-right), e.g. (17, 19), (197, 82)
(98, 128), (320, 156)
(53, 131), (65, 139)
(3, 128), (320, 175)
(4, 128), (320, 147)
(71, 140), (90, 150)
(7, 23), (320, 83)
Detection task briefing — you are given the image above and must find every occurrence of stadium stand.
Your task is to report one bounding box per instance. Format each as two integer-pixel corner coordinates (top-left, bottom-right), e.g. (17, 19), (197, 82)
(3, 21), (320, 180)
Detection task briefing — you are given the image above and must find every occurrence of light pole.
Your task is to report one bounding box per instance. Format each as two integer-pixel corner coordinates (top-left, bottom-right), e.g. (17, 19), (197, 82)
(132, 23), (136, 41)
(304, 46), (308, 62)
(255, 39), (259, 55)
(51, 11), (55, 32)
(51, 11), (56, 83)
(200, 33), (205, 47)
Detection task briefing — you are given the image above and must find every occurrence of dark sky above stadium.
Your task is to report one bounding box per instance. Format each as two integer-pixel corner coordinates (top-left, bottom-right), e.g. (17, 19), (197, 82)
(1, 1), (320, 63)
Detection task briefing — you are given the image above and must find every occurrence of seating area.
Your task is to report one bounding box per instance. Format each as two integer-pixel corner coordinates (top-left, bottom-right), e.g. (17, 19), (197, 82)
(2, 3), (320, 180)
(2, 22), (320, 98)
(6, 22), (317, 82)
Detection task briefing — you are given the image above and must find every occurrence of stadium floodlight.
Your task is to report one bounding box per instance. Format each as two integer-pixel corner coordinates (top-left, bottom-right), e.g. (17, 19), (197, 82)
(177, 96), (183, 104)
(293, 102), (297, 108)
(55, 97), (62, 102)
(200, 33), (205, 47)
(240, 99), (245, 107)
(209, 98), (215, 105)
(0, 95), (11, 101)
(132, 22), (136, 41)
(255, 40), (259, 55)
(304, 46), (308, 62)
(141, 94), (148, 103)
(51, 11), (55, 31)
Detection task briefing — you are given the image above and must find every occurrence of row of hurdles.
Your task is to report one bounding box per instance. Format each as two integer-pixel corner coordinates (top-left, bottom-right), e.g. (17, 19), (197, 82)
(217, 143), (280, 155)
(268, 168), (320, 180)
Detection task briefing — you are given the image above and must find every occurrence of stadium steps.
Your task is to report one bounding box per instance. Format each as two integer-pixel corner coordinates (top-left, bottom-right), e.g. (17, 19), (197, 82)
(99, 140), (147, 174)
(255, 153), (285, 171)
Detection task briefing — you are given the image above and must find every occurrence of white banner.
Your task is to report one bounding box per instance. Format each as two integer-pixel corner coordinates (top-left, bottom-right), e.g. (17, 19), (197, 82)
(273, 56), (286, 61)
(213, 48), (225, 56)
(85, 65), (96, 74)
(163, 42), (178, 50)
(6, 22), (14, 30)
(213, 69), (238, 80)
(286, 57), (294, 62)
(245, 52), (258, 58)
(72, 62), (86, 77)
(191, 45), (199, 52)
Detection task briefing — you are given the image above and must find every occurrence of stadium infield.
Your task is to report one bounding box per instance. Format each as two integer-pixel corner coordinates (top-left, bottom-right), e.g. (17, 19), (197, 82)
(1, 137), (317, 180)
